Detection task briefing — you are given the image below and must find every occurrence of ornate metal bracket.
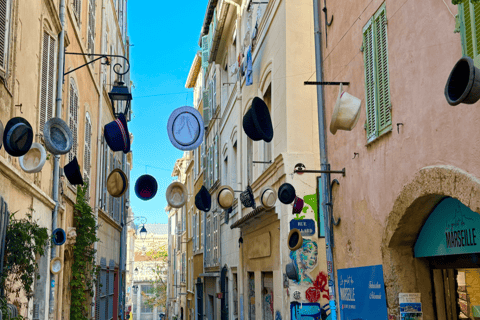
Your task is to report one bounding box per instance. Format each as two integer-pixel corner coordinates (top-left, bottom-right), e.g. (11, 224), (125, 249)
(64, 52), (130, 79)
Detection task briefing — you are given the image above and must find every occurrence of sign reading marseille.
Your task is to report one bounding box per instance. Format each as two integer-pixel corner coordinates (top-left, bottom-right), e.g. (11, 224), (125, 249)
(337, 265), (388, 320)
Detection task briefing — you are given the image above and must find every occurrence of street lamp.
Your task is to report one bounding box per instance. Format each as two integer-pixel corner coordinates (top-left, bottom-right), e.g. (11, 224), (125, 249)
(132, 285), (139, 294)
(109, 79), (132, 116)
(139, 225), (147, 240)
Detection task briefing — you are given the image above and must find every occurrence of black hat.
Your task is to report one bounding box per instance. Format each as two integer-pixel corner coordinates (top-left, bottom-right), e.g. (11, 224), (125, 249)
(135, 174), (158, 201)
(195, 186), (211, 212)
(104, 113), (131, 153)
(278, 183), (296, 204)
(52, 228), (66, 246)
(3, 117), (33, 157)
(64, 157), (84, 185)
(242, 97), (273, 142)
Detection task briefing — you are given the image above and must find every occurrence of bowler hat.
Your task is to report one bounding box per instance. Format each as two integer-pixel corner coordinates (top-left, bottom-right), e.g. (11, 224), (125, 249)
(43, 118), (73, 155)
(166, 181), (187, 208)
(104, 113), (131, 153)
(3, 117), (33, 157)
(278, 183), (296, 204)
(330, 84), (362, 134)
(52, 228), (66, 246)
(259, 186), (277, 209)
(195, 186), (211, 212)
(135, 174), (158, 201)
(288, 229), (303, 251)
(64, 157), (84, 185)
(217, 185), (235, 209)
(286, 262), (299, 282)
(19, 143), (47, 173)
(292, 197), (304, 214)
(242, 97), (274, 142)
(107, 169), (128, 198)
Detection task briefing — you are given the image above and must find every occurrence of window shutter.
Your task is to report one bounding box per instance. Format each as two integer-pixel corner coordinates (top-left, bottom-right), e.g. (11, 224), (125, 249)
(374, 7), (392, 135)
(109, 153), (114, 216)
(0, 0), (9, 71)
(84, 114), (92, 196)
(73, 0), (81, 21)
(203, 89), (210, 127)
(40, 32), (55, 132)
(460, 1), (475, 58)
(68, 83), (79, 163)
(88, 0), (96, 54)
(202, 35), (209, 68)
(363, 20), (377, 141)
(214, 135), (219, 183)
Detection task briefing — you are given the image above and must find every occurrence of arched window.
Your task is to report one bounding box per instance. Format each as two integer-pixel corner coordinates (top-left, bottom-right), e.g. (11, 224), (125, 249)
(68, 80), (79, 163)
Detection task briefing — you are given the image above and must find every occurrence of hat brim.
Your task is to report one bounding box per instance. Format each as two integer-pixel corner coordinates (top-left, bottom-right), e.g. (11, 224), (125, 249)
(217, 185), (234, 209)
(260, 186), (277, 209)
(107, 169), (128, 198)
(3, 117), (33, 157)
(166, 181), (187, 208)
(19, 143), (47, 173)
(330, 84), (344, 135)
(117, 113), (131, 153)
(44, 118), (73, 155)
(288, 228), (303, 251)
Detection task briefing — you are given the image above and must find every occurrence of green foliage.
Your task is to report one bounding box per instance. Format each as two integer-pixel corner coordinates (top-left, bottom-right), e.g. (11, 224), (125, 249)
(70, 183), (99, 320)
(0, 210), (49, 318)
(141, 246), (168, 311)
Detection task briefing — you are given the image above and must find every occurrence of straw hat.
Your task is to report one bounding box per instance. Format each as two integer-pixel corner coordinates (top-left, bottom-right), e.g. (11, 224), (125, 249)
(166, 181), (187, 208)
(330, 83), (362, 134)
(217, 186), (234, 209)
(288, 228), (303, 251)
(107, 169), (128, 198)
(167, 106), (205, 151)
(19, 143), (47, 173)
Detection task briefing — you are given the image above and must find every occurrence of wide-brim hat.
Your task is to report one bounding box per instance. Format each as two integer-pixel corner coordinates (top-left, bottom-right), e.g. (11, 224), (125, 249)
(217, 185), (234, 209)
(242, 97), (274, 142)
(195, 186), (211, 212)
(107, 169), (128, 198)
(135, 174), (158, 201)
(292, 197), (304, 214)
(278, 183), (296, 204)
(167, 106), (205, 151)
(52, 228), (66, 246)
(3, 117), (33, 157)
(166, 181), (187, 208)
(259, 186), (277, 209)
(64, 157), (84, 185)
(19, 143), (47, 173)
(286, 262), (299, 281)
(330, 84), (362, 134)
(0, 119), (4, 149)
(44, 118), (73, 155)
(104, 113), (131, 153)
(288, 228), (303, 251)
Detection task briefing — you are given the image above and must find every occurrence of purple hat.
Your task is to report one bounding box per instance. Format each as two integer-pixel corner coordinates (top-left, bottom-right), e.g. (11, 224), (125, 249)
(292, 197), (304, 214)
(104, 113), (130, 153)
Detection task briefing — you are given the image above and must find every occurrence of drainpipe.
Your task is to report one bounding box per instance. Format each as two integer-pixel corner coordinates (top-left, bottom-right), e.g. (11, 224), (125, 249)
(313, 0), (338, 318)
(49, 0), (66, 316)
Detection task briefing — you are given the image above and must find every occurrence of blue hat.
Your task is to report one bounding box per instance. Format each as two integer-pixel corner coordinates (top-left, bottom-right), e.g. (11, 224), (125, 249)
(64, 157), (84, 185)
(52, 228), (66, 246)
(104, 113), (130, 153)
(135, 174), (158, 201)
(3, 117), (33, 157)
(43, 118), (73, 155)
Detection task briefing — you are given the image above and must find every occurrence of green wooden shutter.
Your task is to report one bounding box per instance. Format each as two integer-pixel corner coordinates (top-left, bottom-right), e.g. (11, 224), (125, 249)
(460, 1), (475, 58)
(203, 89), (210, 127)
(363, 20), (377, 141)
(202, 35), (209, 68)
(374, 6), (392, 135)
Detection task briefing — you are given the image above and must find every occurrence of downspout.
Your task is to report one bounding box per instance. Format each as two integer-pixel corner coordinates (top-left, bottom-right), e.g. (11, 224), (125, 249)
(49, 0), (66, 315)
(313, 0), (337, 319)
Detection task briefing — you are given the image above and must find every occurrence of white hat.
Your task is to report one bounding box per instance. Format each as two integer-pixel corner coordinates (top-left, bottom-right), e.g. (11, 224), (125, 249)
(19, 143), (47, 173)
(259, 186), (277, 209)
(166, 182), (187, 208)
(330, 84), (362, 134)
(217, 186), (235, 209)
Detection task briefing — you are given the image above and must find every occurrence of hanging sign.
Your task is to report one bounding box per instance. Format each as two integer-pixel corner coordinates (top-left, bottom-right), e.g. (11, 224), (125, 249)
(337, 265), (388, 320)
(290, 219), (315, 236)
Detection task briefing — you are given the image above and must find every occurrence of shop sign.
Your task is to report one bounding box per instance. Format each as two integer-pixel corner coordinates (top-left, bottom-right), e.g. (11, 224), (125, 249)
(290, 219), (315, 236)
(337, 265), (388, 320)
(414, 198), (480, 258)
(399, 293), (422, 320)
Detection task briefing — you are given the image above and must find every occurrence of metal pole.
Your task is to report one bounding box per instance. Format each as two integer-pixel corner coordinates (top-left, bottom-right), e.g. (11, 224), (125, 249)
(49, 0), (66, 316)
(313, 0), (338, 318)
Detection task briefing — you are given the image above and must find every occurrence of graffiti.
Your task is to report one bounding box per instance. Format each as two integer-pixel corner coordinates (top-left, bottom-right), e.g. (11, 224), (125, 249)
(290, 302), (331, 320)
(306, 272), (329, 302)
(275, 310), (282, 320)
(249, 275), (255, 319)
(264, 292), (274, 320)
(289, 239), (318, 284)
(293, 290), (301, 300)
(303, 194), (318, 221)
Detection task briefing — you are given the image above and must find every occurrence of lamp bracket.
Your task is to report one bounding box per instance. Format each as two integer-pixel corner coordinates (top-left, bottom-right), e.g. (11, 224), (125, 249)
(294, 168), (346, 177)
(64, 52), (130, 79)
(304, 81), (349, 86)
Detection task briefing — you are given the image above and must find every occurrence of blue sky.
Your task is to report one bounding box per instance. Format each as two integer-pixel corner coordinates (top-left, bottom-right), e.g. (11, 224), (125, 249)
(128, 0), (208, 225)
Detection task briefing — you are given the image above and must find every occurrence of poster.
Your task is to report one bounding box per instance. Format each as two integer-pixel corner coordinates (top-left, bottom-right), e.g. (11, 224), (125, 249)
(337, 265), (388, 320)
(399, 293), (422, 320)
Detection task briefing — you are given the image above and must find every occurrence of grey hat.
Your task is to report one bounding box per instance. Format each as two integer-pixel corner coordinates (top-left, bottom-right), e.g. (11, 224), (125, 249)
(286, 262), (299, 282)
(43, 118), (73, 155)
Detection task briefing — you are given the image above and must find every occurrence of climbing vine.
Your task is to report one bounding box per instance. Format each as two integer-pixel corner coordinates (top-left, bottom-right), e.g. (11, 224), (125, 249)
(70, 183), (99, 320)
(1, 210), (49, 318)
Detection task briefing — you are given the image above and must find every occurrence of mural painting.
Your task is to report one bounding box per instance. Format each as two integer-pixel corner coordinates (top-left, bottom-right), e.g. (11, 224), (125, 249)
(263, 274), (274, 320)
(306, 272), (329, 303)
(289, 238), (318, 285)
(275, 310), (282, 320)
(290, 302), (331, 320)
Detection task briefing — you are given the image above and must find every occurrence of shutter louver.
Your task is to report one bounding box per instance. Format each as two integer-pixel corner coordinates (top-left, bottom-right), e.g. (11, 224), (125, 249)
(374, 8), (392, 135)
(68, 84), (78, 163)
(363, 21), (376, 141)
(84, 115), (92, 198)
(88, 0), (96, 54)
(203, 90), (210, 127)
(0, 0), (7, 70)
(202, 35), (209, 68)
(109, 153), (114, 217)
(462, 1), (475, 58)
(73, 0), (81, 21)
(40, 33), (55, 132)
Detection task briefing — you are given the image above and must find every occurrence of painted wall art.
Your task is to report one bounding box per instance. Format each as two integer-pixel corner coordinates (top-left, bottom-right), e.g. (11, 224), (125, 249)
(289, 238), (318, 285)
(306, 272), (329, 303)
(290, 302), (330, 320)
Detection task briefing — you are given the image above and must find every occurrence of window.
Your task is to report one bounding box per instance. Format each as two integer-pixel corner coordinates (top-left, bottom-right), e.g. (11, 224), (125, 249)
(0, 0), (12, 75)
(193, 213), (197, 251)
(39, 31), (56, 132)
(201, 211), (204, 250)
(141, 285), (153, 314)
(262, 85), (272, 171)
(84, 113), (92, 199)
(363, 4), (391, 142)
(181, 253), (186, 283)
(459, 0), (480, 61)
(68, 81), (79, 163)
(87, 0), (96, 55)
(98, 267), (107, 320)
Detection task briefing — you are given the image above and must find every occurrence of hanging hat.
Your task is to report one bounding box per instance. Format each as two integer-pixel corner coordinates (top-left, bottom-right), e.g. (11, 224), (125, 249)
(288, 229), (303, 251)
(166, 181), (187, 208)
(195, 186), (211, 212)
(64, 157), (84, 185)
(240, 185), (256, 209)
(278, 183), (296, 204)
(43, 118), (73, 155)
(0, 120), (4, 150)
(19, 143), (47, 173)
(242, 97), (274, 142)
(445, 56), (480, 105)
(217, 186), (234, 210)
(104, 113), (131, 153)
(3, 117), (33, 157)
(167, 106), (205, 151)
(107, 169), (128, 198)
(292, 197), (304, 214)
(286, 262), (299, 282)
(135, 174), (158, 201)
(330, 84), (362, 134)
(52, 228), (66, 246)
(259, 186), (277, 209)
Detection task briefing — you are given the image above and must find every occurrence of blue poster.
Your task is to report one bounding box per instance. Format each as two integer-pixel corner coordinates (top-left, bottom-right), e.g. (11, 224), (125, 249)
(290, 219), (316, 236)
(337, 265), (388, 320)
